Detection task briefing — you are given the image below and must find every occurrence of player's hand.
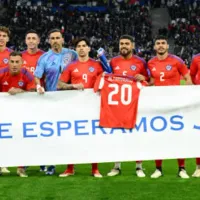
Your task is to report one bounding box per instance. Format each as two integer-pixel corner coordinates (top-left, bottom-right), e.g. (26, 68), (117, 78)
(73, 83), (84, 90)
(37, 84), (45, 94)
(135, 74), (146, 81)
(102, 72), (107, 77)
(8, 87), (23, 95)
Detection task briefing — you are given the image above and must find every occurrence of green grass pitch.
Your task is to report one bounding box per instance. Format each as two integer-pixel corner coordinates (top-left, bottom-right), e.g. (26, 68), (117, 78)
(1, 80), (196, 200)
(0, 160), (200, 200)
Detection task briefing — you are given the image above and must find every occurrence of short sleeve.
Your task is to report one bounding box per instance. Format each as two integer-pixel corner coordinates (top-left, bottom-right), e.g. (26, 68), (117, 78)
(177, 59), (188, 77)
(34, 55), (46, 78)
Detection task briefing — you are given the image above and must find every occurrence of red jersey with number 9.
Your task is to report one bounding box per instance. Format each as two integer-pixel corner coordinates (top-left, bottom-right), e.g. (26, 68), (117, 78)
(60, 58), (103, 88)
(94, 74), (145, 129)
(148, 54), (188, 86)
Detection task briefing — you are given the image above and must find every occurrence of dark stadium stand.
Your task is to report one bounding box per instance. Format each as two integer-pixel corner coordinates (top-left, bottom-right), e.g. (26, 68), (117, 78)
(167, 0), (200, 65)
(0, 0), (153, 60)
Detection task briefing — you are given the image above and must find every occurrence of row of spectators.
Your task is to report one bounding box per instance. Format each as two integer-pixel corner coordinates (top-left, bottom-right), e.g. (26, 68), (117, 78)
(0, 1), (154, 61)
(167, 0), (200, 65)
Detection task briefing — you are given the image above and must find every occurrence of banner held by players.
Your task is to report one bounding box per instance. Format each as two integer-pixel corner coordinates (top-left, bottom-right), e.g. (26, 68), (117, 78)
(0, 87), (200, 167)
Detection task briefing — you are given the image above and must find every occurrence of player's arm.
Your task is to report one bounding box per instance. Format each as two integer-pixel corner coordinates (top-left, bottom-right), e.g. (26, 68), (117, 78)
(183, 73), (193, 85)
(135, 60), (149, 82)
(190, 57), (198, 84)
(34, 55), (46, 94)
(146, 62), (154, 86)
(148, 77), (154, 86)
(178, 60), (193, 85)
(8, 87), (25, 95)
(57, 80), (84, 90)
(57, 66), (83, 90)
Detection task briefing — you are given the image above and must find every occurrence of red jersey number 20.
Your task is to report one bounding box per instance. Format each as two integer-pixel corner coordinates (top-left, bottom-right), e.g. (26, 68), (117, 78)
(108, 84), (132, 105)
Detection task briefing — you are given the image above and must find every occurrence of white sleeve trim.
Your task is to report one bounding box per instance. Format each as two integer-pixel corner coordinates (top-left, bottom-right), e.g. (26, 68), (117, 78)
(99, 77), (105, 89)
(136, 81), (143, 90)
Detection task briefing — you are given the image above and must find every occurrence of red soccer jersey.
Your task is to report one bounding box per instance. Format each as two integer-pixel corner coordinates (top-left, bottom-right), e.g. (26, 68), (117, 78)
(94, 74), (145, 129)
(60, 58), (103, 88)
(190, 53), (200, 85)
(22, 49), (44, 74)
(148, 54), (188, 86)
(0, 47), (12, 68)
(0, 67), (35, 92)
(110, 55), (149, 80)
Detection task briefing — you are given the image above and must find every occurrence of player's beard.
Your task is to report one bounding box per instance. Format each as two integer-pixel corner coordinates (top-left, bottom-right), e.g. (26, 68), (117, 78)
(52, 43), (61, 52)
(120, 48), (132, 58)
(157, 48), (168, 55)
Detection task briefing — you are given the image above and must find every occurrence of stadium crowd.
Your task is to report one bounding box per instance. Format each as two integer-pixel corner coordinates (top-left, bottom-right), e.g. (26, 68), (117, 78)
(0, 0), (153, 60)
(167, 0), (200, 65)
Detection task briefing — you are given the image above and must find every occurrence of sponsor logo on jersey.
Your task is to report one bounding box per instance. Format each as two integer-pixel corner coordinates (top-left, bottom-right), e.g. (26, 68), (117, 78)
(152, 67), (156, 71)
(3, 81), (8, 85)
(89, 67), (94, 72)
(63, 53), (72, 65)
(166, 65), (172, 71)
(3, 58), (8, 64)
(73, 68), (79, 72)
(18, 81), (24, 87)
(130, 65), (137, 71)
(115, 66), (120, 70)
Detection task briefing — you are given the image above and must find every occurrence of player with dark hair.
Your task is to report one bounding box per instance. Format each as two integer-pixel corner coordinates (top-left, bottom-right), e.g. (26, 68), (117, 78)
(34, 28), (78, 175)
(148, 35), (192, 179)
(57, 37), (104, 178)
(0, 26), (12, 69)
(22, 29), (44, 74)
(107, 34), (148, 178)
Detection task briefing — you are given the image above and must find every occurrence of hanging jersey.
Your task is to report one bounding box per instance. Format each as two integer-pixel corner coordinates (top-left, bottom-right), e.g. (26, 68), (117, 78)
(94, 74), (145, 129)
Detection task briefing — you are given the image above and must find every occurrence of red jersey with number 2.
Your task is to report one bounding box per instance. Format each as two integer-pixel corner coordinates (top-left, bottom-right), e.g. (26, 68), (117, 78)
(148, 54), (188, 86)
(94, 74), (145, 129)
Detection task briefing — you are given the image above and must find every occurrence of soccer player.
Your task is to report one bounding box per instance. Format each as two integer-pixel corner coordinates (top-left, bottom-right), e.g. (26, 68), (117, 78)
(0, 51), (35, 177)
(107, 35), (148, 178)
(190, 53), (200, 178)
(148, 35), (192, 179)
(57, 37), (103, 178)
(34, 28), (78, 175)
(22, 29), (46, 172)
(0, 26), (13, 174)
(0, 26), (12, 69)
(22, 29), (44, 74)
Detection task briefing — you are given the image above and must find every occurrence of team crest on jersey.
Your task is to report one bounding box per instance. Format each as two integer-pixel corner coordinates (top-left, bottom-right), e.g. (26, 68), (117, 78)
(18, 81), (24, 87)
(166, 65), (172, 71)
(89, 67), (95, 72)
(3, 58), (8, 64)
(130, 65), (137, 71)
(63, 54), (72, 65)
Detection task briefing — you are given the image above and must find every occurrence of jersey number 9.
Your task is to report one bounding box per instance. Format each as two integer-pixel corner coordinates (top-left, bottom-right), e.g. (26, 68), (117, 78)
(82, 74), (87, 83)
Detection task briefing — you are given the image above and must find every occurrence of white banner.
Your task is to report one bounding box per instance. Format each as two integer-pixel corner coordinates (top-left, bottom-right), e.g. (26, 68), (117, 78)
(0, 86), (200, 167)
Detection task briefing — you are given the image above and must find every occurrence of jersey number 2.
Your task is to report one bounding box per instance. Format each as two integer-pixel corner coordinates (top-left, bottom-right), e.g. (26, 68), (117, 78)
(108, 84), (132, 105)
(160, 72), (165, 81)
